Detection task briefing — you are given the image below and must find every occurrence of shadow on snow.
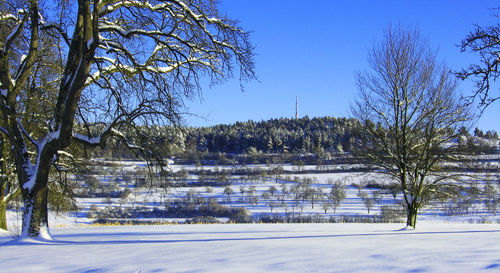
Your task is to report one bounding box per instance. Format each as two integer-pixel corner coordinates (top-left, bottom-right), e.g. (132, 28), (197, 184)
(2, 229), (499, 246)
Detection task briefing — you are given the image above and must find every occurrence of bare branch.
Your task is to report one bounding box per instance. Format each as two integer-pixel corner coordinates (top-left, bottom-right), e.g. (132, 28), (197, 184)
(458, 21), (500, 110)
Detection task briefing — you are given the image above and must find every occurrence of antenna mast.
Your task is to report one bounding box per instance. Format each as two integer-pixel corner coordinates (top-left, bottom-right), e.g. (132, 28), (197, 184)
(295, 96), (298, 119)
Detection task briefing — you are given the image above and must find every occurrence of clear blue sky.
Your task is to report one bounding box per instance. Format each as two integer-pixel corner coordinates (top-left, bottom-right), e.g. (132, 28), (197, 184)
(185, 0), (499, 132)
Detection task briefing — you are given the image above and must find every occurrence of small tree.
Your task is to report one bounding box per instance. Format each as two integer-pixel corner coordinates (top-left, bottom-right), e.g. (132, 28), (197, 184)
(484, 182), (499, 215)
(223, 186), (234, 204)
(247, 185), (257, 206)
(261, 191), (271, 211)
(268, 185), (278, 197)
(271, 166), (283, 183)
(330, 181), (347, 213)
(186, 189), (201, 209)
(321, 198), (331, 214)
(352, 26), (471, 227)
(358, 191), (374, 214)
(239, 186), (246, 201)
(308, 188), (322, 209)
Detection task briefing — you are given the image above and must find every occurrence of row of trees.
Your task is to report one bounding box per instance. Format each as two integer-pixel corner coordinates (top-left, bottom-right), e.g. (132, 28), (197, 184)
(220, 179), (348, 215)
(83, 168), (499, 222)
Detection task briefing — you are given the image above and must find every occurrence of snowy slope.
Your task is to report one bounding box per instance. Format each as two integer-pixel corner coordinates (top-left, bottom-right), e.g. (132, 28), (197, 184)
(1, 223), (499, 272)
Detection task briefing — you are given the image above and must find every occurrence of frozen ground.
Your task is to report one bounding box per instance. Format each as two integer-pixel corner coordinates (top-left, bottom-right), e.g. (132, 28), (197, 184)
(1, 223), (499, 272)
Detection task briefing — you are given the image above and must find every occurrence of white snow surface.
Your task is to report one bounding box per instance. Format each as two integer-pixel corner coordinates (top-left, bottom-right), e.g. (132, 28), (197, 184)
(1, 223), (499, 272)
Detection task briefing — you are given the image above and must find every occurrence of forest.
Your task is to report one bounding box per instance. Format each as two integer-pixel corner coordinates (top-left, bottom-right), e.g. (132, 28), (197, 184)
(92, 116), (499, 166)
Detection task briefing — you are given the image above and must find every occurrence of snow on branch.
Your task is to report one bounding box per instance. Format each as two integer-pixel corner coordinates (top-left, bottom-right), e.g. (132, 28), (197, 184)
(73, 123), (144, 155)
(1, 10), (28, 54)
(0, 12), (19, 22)
(2, 188), (20, 204)
(56, 150), (74, 159)
(86, 53), (210, 86)
(73, 132), (105, 146)
(93, 0), (250, 79)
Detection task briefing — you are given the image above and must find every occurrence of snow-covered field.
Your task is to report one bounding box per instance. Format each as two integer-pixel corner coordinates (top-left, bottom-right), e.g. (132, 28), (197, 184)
(1, 223), (499, 272)
(2, 160), (498, 272)
(47, 161), (498, 225)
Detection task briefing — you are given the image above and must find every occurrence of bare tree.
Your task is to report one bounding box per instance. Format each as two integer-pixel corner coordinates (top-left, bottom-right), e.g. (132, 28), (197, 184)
(457, 12), (500, 110)
(352, 26), (471, 228)
(484, 181), (499, 215)
(223, 185), (234, 204)
(358, 191), (374, 214)
(329, 181), (346, 213)
(0, 0), (254, 238)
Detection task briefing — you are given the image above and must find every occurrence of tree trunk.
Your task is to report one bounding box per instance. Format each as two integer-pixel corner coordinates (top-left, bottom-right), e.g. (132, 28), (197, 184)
(21, 182), (50, 238)
(20, 145), (54, 239)
(0, 202), (7, 230)
(406, 203), (418, 228)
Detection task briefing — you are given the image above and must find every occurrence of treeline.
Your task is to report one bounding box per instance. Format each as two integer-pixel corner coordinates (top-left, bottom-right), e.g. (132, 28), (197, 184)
(87, 116), (498, 162)
(184, 116), (365, 154)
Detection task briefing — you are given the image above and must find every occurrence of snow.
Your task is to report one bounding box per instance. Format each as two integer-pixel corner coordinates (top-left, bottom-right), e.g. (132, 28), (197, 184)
(56, 150), (74, 159)
(2, 160), (499, 271)
(19, 54), (27, 64)
(22, 129), (61, 190)
(37, 224), (54, 241)
(0, 223), (498, 272)
(0, 13), (17, 21)
(37, 11), (46, 24)
(73, 133), (101, 145)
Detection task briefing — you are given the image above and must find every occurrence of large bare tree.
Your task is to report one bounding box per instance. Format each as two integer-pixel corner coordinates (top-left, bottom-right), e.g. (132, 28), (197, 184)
(352, 26), (471, 228)
(0, 0), (255, 238)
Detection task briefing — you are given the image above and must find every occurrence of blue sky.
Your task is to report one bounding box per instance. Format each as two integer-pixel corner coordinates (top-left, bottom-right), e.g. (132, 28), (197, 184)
(186, 0), (499, 132)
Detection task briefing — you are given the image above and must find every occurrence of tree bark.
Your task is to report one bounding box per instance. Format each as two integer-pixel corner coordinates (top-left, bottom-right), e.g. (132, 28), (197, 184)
(0, 202), (7, 230)
(21, 145), (55, 238)
(406, 203), (418, 228)
(21, 185), (49, 237)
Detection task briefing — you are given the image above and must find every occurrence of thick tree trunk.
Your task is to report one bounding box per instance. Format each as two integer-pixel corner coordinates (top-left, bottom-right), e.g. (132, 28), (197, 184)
(20, 144), (55, 239)
(21, 182), (50, 238)
(406, 203), (418, 228)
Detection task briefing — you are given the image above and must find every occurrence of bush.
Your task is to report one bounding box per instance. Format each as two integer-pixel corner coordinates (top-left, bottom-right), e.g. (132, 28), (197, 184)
(257, 214), (394, 224)
(229, 208), (252, 223)
(87, 199), (253, 223)
(185, 216), (222, 224)
(380, 205), (405, 222)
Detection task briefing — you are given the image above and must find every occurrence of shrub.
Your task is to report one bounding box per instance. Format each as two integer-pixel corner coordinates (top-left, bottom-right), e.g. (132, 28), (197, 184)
(380, 205), (405, 222)
(229, 208), (251, 223)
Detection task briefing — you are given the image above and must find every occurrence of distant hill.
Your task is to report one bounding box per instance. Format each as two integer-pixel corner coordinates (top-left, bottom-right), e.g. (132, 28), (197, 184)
(183, 116), (365, 154)
(90, 116), (498, 160)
